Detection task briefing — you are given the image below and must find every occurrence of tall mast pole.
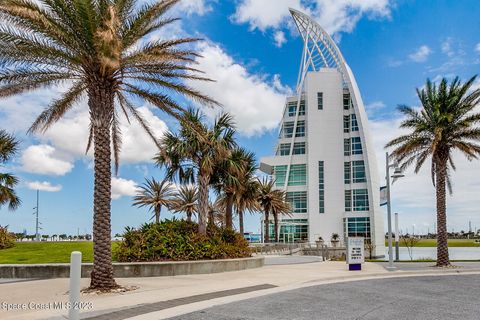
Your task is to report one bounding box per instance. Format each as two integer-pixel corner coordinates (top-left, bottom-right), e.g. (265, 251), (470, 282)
(35, 189), (39, 241)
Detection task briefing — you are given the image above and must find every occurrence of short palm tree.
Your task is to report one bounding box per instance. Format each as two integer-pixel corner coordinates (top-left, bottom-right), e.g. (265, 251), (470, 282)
(0, 130), (20, 210)
(207, 198), (225, 228)
(257, 178), (291, 242)
(133, 178), (174, 223)
(386, 76), (480, 267)
(234, 176), (260, 235)
(0, 0), (217, 289)
(155, 109), (236, 234)
(170, 184), (198, 222)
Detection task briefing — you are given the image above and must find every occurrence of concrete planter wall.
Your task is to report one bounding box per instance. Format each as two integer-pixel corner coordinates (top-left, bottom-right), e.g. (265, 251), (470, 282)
(0, 256), (264, 279)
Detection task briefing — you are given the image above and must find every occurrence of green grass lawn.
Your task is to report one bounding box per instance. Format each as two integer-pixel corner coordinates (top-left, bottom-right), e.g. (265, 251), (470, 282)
(0, 241), (119, 264)
(386, 239), (480, 247)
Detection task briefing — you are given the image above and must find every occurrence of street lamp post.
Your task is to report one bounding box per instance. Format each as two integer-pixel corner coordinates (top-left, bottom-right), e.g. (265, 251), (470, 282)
(394, 212), (399, 261)
(385, 152), (404, 269)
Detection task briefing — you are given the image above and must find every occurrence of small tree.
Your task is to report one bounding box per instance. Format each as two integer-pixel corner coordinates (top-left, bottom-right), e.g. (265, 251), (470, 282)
(401, 235), (420, 260)
(364, 240), (376, 259)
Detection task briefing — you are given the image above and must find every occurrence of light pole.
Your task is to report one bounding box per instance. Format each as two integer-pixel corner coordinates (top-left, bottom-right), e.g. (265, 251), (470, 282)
(34, 189), (40, 241)
(394, 212), (399, 261)
(385, 152), (404, 269)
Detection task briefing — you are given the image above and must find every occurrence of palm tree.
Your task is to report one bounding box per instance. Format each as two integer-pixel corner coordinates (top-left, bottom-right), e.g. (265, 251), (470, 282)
(0, 0), (217, 289)
(207, 198), (225, 228)
(257, 178), (291, 242)
(386, 76), (480, 267)
(234, 176), (260, 235)
(0, 130), (20, 210)
(155, 109), (236, 234)
(133, 178), (174, 223)
(213, 147), (255, 230)
(170, 184), (198, 222)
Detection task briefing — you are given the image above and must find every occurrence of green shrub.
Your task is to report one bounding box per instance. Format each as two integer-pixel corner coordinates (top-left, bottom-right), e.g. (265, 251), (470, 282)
(114, 219), (251, 262)
(0, 226), (16, 249)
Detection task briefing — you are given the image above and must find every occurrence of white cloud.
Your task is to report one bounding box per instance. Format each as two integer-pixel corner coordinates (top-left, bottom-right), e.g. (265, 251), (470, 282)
(26, 181), (62, 192)
(408, 45), (432, 62)
(186, 43), (291, 136)
(21, 145), (74, 176)
(232, 0), (392, 44)
(111, 177), (138, 200)
(273, 31), (287, 47)
(475, 43), (480, 54)
(366, 101), (386, 111)
(441, 37), (454, 57)
(175, 0), (214, 16)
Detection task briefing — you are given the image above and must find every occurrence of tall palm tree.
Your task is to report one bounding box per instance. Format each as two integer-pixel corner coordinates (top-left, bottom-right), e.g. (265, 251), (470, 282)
(386, 76), (480, 267)
(133, 178), (174, 223)
(257, 178), (291, 242)
(0, 0), (217, 289)
(213, 147), (255, 229)
(207, 198), (225, 228)
(0, 130), (20, 210)
(156, 109), (236, 234)
(170, 184), (198, 222)
(234, 176), (260, 235)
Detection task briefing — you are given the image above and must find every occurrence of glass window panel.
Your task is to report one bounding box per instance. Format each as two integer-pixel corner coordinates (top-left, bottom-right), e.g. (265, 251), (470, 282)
(343, 115), (350, 133)
(273, 165), (287, 187)
(345, 190), (351, 212)
(343, 93), (350, 110)
(276, 143), (290, 156)
(351, 114), (359, 131)
(282, 122), (294, 138)
(286, 191), (307, 213)
(344, 138), (350, 156)
(344, 162), (351, 184)
(293, 142), (306, 155)
(351, 137), (363, 155)
(288, 164), (306, 186)
(287, 100), (306, 116)
(317, 92), (323, 110)
(352, 160), (366, 183)
(318, 161), (324, 213)
(352, 188), (369, 211)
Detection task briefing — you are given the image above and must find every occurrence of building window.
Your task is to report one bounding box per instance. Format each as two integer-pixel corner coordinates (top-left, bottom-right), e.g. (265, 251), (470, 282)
(267, 219), (308, 242)
(344, 138), (350, 156)
(293, 142), (306, 155)
(345, 190), (351, 212)
(352, 160), (366, 183)
(343, 115), (350, 133)
(353, 189), (369, 211)
(317, 92), (323, 110)
(276, 143), (290, 156)
(345, 217), (371, 239)
(282, 122), (294, 138)
(344, 162), (351, 184)
(273, 165), (287, 187)
(286, 191), (307, 213)
(295, 121), (305, 137)
(351, 114), (359, 131)
(351, 137), (363, 155)
(343, 93), (350, 110)
(318, 161), (324, 213)
(287, 100), (305, 117)
(288, 164), (306, 186)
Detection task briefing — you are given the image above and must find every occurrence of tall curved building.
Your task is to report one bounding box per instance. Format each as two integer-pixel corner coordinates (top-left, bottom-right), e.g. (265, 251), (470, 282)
(260, 9), (384, 256)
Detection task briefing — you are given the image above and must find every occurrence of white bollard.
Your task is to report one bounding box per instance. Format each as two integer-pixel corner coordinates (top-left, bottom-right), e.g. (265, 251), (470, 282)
(69, 251), (82, 320)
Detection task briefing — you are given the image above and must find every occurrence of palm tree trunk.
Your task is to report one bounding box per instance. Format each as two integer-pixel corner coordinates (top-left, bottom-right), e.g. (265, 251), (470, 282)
(264, 210), (270, 242)
(155, 206), (161, 224)
(435, 158), (450, 267)
(274, 212), (279, 242)
(89, 84), (117, 290)
(187, 212), (192, 222)
(225, 192), (234, 229)
(239, 209), (244, 235)
(198, 173), (209, 235)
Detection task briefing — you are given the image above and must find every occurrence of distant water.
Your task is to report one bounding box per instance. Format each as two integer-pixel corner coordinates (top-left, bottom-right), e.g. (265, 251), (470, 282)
(384, 247), (480, 260)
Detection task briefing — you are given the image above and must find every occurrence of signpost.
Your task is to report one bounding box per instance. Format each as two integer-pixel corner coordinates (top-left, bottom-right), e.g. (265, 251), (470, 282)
(347, 237), (364, 271)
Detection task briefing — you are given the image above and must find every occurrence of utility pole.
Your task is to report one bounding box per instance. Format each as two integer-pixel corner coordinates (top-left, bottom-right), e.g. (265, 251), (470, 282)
(394, 212), (399, 261)
(35, 190), (40, 241)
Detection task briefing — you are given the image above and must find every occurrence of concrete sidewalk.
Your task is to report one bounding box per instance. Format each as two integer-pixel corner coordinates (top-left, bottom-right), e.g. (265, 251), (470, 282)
(1, 258), (479, 320)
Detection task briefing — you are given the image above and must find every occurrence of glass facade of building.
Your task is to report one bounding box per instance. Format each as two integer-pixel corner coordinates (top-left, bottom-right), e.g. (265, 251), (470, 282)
(344, 138), (350, 156)
(343, 93), (350, 110)
(287, 100), (306, 116)
(293, 142), (306, 155)
(288, 164), (307, 186)
(273, 165), (287, 187)
(286, 191), (307, 213)
(317, 92), (323, 110)
(343, 115), (350, 133)
(267, 219), (309, 242)
(318, 161), (325, 213)
(344, 217), (371, 239)
(352, 160), (366, 183)
(352, 189), (369, 211)
(351, 137), (363, 155)
(351, 114), (359, 131)
(344, 161), (351, 184)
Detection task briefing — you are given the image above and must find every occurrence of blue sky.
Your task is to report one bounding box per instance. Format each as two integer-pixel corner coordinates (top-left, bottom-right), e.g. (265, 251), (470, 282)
(1, 0), (480, 236)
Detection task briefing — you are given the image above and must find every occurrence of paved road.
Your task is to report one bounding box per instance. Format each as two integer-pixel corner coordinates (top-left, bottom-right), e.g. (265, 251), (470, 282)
(168, 274), (480, 320)
(263, 255), (323, 265)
